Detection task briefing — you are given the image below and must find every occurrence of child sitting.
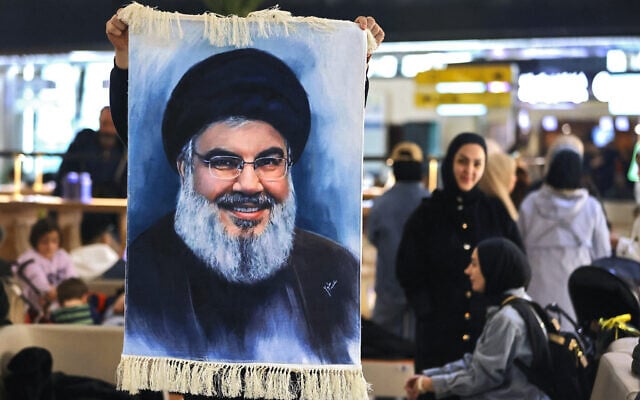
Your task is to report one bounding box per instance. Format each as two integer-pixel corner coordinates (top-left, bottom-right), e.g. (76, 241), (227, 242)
(15, 218), (77, 322)
(49, 277), (95, 325)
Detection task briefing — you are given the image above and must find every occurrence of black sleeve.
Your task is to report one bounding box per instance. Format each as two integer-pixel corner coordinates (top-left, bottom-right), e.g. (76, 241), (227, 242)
(109, 62), (128, 146)
(364, 77), (369, 106)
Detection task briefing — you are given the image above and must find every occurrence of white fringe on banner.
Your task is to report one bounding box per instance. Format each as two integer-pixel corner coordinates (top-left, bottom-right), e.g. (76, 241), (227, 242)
(117, 2), (378, 52)
(117, 355), (370, 399)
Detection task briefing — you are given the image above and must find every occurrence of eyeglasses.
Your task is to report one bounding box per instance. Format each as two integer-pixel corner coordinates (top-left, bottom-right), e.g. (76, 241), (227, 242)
(193, 152), (291, 181)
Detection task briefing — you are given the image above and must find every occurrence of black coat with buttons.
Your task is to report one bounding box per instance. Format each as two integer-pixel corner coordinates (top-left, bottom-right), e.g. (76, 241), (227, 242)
(396, 188), (523, 372)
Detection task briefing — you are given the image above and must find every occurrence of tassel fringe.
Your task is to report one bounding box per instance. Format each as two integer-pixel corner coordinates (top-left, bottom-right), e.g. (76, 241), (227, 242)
(117, 355), (370, 399)
(118, 2), (348, 48)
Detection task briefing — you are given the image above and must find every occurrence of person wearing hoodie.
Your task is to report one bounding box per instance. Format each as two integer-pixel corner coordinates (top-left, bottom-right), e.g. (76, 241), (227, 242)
(517, 142), (611, 324)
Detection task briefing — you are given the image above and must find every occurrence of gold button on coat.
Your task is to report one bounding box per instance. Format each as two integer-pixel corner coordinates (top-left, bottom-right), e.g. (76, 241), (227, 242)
(465, 290), (472, 298)
(463, 243), (471, 250)
(462, 223), (468, 229)
(462, 334), (470, 341)
(464, 312), (471, 320)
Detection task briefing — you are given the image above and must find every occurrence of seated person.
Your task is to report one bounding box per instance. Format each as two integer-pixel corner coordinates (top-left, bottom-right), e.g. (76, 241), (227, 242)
(15, 218), (77, 322)
(404, 238), (550, 400)
(49, 277), (96, 325)
(70, 216), (121, 280)
(0, 277), (10, 326)
(101, 287), (125, 326)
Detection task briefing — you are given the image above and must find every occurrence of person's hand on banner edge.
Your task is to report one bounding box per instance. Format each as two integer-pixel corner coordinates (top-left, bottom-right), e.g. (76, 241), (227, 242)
(106, 9), (129, 69)
(355, 16), (385, 63)
(106, 10), (384, 70)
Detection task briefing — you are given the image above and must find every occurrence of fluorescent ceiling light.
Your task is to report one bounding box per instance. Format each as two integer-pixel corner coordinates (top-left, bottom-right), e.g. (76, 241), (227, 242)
(436, 104), (487, 116)
(435, 82), (486, 93)
(368, 55), (398, 78)
(377, 37), (640, 55)
(400, 52), (473, 78)
(518, 109), (531, 131)
(486, 81), (511, 93)
(599, 116), (614, 131)
(615, 116), (630, 131)
(542, 115), (558, 131)
(517, 72), (588, 104)
(607, 49), (627, 73)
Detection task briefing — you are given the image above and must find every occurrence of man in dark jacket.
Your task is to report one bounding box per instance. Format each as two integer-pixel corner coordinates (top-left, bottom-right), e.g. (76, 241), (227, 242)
(55, 106), (126, 199)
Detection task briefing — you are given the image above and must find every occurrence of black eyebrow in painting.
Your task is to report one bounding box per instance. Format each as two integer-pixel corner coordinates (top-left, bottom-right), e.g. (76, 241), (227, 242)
(199, 149), (239, 159)
(256, 147), (285, 159)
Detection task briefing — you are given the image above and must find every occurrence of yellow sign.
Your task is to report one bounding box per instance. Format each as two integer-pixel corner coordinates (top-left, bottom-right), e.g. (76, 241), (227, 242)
(415, 64), (514, 84)
(414, 64), (515, 108)
(415, 92), (512, 107)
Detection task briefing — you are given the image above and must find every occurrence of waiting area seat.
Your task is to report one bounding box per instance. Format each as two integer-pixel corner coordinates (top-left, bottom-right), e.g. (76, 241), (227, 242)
(591, 337), (640, 400)
(0, 324), (123, 385)
(362, 358), (414, 398)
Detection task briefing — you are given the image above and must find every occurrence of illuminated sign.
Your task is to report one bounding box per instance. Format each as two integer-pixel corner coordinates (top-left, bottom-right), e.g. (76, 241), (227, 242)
(517, 72), (589, 104)
(415, 64), (514, 108)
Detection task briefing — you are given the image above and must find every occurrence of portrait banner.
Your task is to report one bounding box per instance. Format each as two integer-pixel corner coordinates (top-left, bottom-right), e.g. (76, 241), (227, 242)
(117, 2), (369, 399)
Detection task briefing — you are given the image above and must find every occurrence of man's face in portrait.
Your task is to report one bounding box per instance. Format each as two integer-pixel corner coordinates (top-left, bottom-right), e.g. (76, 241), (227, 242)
(162, 48), (311, 285)
(192, 120), (290, 237)
(174, 118), (297, 284)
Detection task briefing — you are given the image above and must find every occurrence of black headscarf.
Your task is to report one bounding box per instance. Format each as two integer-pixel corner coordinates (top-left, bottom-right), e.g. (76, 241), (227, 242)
(440, 132), (487, 201)
(545, 148), (582, 190)
(478, 238), (552, 386)
(476, 237), (531, 304)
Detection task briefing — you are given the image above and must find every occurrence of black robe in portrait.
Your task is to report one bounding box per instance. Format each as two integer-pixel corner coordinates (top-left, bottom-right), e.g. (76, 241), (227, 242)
(125, 213), (359, 365)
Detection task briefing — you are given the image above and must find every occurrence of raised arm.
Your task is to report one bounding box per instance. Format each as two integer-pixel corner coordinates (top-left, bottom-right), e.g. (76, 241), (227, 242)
(106, 11), (129, 145)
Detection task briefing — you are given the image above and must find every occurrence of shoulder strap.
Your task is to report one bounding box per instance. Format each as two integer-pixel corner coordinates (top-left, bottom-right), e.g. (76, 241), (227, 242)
(501, 297), (555, 396)
(16, 259), (41, 296)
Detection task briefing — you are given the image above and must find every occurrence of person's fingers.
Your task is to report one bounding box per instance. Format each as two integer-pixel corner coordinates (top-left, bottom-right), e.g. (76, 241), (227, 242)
(106, 17), (123, 36)
(366, 19), (385, 44)
(354, 16), (368, 30)
(112, 18), (128, 32)
(112, 15), (128, 32)
(366, 16), (376, 29)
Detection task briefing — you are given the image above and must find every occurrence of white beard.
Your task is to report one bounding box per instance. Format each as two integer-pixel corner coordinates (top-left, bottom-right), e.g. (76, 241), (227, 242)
(174, 169), (296, 285)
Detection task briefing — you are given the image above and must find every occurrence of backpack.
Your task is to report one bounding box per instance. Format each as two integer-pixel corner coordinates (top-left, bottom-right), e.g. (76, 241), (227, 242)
(503, 297), (595, 400)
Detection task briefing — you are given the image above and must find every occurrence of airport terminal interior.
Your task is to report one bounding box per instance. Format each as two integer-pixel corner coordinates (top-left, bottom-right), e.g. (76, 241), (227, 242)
(1, 0), (640, 399)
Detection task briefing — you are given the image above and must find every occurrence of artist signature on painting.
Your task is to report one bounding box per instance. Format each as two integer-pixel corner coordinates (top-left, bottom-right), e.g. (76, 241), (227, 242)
(323, 280), (337, 297)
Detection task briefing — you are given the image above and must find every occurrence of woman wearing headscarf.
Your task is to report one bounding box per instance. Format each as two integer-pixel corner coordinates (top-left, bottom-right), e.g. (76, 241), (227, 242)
(397, 132), (523, 396)
(404, 238), (549, 400)
(478, 151), (518, 221)
(518, 143), (611, 324)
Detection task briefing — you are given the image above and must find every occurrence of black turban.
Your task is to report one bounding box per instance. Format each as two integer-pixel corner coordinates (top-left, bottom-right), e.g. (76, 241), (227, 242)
(476, 237), (530, 301)
(162, 48), (311, 170)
